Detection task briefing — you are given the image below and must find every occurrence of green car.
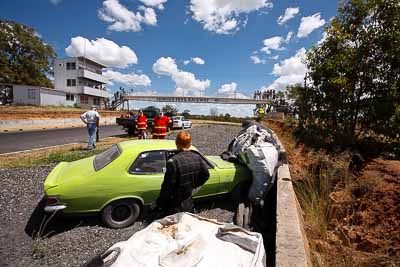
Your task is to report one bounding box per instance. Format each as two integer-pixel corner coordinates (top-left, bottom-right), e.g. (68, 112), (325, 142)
(44, 140), (251, 228)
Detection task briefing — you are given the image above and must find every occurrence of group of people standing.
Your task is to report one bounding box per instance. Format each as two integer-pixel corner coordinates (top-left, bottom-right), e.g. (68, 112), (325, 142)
(253, 89), (276, 100)
(134, 110), (172, 140)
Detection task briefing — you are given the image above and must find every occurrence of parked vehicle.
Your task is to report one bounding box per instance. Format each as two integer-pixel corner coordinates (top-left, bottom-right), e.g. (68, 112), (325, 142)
(43, 140), (251, 228)
(172, 116), (192, 129)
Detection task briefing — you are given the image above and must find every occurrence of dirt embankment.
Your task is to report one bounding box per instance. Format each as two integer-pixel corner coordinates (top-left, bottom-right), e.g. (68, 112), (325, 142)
(265, 119), (400, 267)
(0, 106), (123, 120)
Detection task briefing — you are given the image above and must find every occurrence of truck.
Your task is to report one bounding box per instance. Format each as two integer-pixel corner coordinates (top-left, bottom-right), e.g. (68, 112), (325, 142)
(116, 109), (173, 135)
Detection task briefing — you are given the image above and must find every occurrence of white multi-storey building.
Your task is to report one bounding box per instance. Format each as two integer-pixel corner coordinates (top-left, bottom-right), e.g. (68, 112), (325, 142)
(53, 56), (109, 108)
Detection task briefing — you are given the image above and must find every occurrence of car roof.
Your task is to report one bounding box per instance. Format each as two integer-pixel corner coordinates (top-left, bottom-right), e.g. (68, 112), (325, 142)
(118, 140), (198, 153)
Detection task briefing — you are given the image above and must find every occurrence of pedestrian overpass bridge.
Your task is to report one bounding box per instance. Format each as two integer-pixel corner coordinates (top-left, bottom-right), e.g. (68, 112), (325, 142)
(108, 95), (271, 110)
(125, 95), (271, 104)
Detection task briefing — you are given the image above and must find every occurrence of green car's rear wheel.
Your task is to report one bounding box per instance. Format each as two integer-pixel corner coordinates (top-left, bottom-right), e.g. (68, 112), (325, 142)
(101, 199), (141, 229)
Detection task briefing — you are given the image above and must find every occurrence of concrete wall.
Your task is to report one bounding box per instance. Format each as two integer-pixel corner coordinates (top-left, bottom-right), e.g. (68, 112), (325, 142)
(273, 131), (311, 267)
(40, 88), (66, 106)
(12, 85), (67, 107)
(0, 116), (118, 132)
(54, 58), (79, 91)
(13, 85), (40, 106)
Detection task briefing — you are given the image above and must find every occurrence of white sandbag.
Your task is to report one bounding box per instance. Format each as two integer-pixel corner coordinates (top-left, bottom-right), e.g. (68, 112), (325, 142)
(231, 125), (273, 155)
(102, 213), (266, 267)
(240, 143), (279, 204)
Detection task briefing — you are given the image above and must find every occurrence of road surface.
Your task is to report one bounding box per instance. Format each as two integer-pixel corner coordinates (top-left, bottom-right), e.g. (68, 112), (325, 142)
(0, 125), (125, 154)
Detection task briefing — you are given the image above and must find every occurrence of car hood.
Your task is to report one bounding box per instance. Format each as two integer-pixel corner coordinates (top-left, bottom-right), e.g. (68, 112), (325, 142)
(206, 156), (237, 169)
(44, 156), (96, 191)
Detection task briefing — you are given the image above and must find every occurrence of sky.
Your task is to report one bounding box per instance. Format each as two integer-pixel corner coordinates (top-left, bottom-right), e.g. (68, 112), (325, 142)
(0, 0), (339, 116)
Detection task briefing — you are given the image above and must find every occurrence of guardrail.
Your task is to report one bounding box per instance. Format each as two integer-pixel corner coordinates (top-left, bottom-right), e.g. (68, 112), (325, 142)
(272, 131), (311, 267)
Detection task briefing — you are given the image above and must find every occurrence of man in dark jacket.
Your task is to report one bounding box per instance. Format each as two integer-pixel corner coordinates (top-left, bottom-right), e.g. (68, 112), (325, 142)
(156, 131), (210, 214)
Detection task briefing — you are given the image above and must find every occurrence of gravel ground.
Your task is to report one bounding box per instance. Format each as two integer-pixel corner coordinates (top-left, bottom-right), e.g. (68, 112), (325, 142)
(0, 124), (242, 267)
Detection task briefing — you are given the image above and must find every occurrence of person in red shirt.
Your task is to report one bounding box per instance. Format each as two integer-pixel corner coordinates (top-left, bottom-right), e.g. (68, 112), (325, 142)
(152, 112), (171, 139)
(136, 110), (147, 139)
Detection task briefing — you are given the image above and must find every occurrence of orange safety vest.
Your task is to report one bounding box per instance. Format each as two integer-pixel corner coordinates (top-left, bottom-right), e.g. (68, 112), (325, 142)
(153, 115), (170, 136)
(136, 115), (147, 130)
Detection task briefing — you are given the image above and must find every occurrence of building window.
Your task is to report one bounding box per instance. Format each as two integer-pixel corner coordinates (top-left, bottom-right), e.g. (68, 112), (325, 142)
(66, 94), (74, 101)
(66, 62), (76, 70)
(93, 98), (101, 105)
(80, 95), (89, 104)
(67, 79), (76, 86)
(28, 89), (36, 99)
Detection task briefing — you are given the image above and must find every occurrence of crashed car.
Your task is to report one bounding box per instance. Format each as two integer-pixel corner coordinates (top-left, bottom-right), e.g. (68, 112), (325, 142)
(43, 140), (251, 228)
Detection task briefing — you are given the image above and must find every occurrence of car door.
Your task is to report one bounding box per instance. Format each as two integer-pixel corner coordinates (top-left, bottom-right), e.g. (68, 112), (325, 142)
(127, 150), (167, 204)
(191, 152), (221, 198)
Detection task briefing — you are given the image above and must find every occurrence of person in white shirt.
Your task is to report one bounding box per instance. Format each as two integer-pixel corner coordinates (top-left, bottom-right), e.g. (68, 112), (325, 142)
(80, 106), (100, 149)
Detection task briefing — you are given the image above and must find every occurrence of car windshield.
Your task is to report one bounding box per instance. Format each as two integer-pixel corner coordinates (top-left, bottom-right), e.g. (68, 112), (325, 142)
(93, 144), (121, 171)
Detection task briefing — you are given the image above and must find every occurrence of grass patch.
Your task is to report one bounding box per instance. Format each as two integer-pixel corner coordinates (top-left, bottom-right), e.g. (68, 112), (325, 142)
(0, 137), (129, 168)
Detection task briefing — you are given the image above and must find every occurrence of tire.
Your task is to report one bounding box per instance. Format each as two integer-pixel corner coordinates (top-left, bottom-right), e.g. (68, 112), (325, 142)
(101, 199), (141, 229)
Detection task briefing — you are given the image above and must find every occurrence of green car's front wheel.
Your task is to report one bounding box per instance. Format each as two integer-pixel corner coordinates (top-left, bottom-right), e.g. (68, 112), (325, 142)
(101, 199), (141, 229)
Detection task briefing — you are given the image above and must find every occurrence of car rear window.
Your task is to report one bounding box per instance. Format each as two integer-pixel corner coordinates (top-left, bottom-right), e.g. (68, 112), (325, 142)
(94, 144), (121, 171)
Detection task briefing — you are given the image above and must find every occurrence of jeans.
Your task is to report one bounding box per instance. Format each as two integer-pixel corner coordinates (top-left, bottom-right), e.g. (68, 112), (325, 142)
(87, 123), (97, 149)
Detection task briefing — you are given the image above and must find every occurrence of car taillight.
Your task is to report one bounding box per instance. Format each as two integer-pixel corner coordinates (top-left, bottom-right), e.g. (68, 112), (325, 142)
(46, 197), (59, 205)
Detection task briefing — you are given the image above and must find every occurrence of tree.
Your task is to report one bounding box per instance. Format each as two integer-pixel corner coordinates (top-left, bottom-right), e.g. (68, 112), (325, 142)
(181, 109), (191, 117)
(224, 113), (231, 121)
(210, 107), (218, 117)
(144, 106), (160, 113)
(162, 104), (178, 115)
(0, 20), (56, 87)
(302, 0), (400, 143)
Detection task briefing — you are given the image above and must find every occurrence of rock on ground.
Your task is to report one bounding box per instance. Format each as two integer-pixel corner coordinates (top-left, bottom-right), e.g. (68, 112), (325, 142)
(0, 124), (241, 267)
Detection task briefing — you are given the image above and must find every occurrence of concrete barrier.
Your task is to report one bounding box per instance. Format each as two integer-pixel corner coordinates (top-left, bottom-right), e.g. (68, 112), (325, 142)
(272, 131), (311, 267)
(0, 117), (118, 132)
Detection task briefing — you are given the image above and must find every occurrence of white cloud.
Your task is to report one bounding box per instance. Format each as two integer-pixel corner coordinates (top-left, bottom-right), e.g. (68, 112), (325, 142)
(50, 0), (62, 5)
(297, 13), (326, 38)
(261, 36), (285, 54)
(260, 32), (292, 54)
(216, 82), (249, 99)
(265, 48), (307, 91)
(189, 0), (273, 34)
(184, 57), (206, 65)
(277, 7), (299, 25)
(153, 57), (210, 96)
(152, 57), (179, 75)
(251, 55), (266, 64)
(98, 0), (159, 32)
(103, 70), (151, 86)
(191, 57), (205, 65)
(139, 0), (167, 10)
(65, 36), (138, 68)
(285, 31), (293, 42)
(217, 82), (237, 95)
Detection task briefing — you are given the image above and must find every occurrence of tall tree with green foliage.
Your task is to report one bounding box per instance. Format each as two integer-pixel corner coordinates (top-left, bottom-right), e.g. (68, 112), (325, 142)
(303, 0), (400, 143)
(0, 20), (56, 87)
